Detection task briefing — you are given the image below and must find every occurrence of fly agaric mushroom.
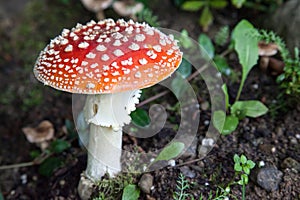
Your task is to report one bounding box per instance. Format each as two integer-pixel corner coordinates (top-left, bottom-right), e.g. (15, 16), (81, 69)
(33, 18), (182, 197)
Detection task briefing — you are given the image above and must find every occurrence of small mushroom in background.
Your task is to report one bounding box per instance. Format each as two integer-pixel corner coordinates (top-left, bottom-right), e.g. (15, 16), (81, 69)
(258, 42), (284, 75)
(80, 0), (113, 20)
(33, 19), (182, 200)
(113, 0), (144, 20)
(22, 120), (54, 150)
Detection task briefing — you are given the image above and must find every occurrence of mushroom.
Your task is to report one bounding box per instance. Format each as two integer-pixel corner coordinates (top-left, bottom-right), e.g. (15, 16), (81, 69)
(258, 42), (284, 75)
(80, 0), (113, 20)
(22, 120), (54, 150)
(112, 0), (144, 20)
(33, 19), (182, 198)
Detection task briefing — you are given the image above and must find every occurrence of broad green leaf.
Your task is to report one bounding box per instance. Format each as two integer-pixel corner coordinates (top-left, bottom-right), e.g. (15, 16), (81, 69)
(231, 0), (246, 8)
(221, 115), (239, 135)
(130, 108), (151, 127)
(234, 163), (242, 172)
(214, 56), (231, 76)
(198, 33), (215, 59)
(50, 139), (71, 153)
(122, 184), (140, 200)
(243, 166), (250, 175)
(221, 84), (229, 110)
(233, 154), (240, 163)
(231, 100), (268, 118)
(181, 1), (206, 11)
(176, 58), (192, 78)
(199, 6), (213, 31)
(232, 20), (259, 90)
(38, 157), (63, 177)
(212, 110), (226, 133)
(240, 155), (247, 164)
(154, 142), (184, 162)
(210, 0), (228, 8)
(247, 160), (256, 169)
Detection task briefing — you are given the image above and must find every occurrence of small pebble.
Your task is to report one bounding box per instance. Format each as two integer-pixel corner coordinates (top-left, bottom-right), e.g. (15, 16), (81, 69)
(281, 157), (300, 172)
(256, 167), (283, 191)
(296, 134), (300, 139)
(180, 166), (196, 178)
(168, 159), (176, 167)
(20, 174), (27, 184)
(201, 138), (214, 146)
(138, 174), (153, 194)
(204, 120), (210, 126)
(258, 161), (265, 168)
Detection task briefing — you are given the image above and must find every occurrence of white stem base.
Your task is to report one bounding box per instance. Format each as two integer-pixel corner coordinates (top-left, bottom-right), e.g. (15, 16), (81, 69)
(85, 124), (122, 181)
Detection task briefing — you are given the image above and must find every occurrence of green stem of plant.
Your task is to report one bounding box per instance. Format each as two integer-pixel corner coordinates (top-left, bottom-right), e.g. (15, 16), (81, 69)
(242, 181), (246, 200)
(236, 79), (245, 101)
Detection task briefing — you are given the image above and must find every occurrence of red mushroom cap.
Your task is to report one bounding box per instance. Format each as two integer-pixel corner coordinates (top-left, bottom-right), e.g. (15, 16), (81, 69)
(34, 19), (182, 94)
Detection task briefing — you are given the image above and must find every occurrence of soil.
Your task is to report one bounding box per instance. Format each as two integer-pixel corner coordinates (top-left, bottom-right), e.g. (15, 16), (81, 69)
(0, 0), (299, 200)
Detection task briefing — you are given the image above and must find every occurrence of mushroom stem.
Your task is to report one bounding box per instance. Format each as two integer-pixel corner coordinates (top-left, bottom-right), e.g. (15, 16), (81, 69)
(82, 90), (141, 180)
(86, 124), (122, 180)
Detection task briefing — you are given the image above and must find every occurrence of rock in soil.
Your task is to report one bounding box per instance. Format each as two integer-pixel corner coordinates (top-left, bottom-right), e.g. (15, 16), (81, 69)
(179, 166), (196, 179)
(138, 173), (154, 194)
(255, 167), (283, 192)
(281, 157), (300, 172)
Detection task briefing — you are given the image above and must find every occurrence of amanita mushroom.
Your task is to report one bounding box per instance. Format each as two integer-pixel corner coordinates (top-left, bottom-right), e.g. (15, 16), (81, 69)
(33, 18), (182, 197)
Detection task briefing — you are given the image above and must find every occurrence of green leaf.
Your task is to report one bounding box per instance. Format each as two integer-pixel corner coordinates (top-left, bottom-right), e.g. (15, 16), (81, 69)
(243, 166), (250, 175)
(130, 108), (151, 127)
(122, 184), (140, 200)
(231, 0), (246, 8)
(232, 20), (259, 92)
(199, 6), (213, 31)
(213, 110), (226, 133)
(176, 58), (192, 78)
(181, 1), (206, 11)
(231, 100), (268, 118)
(221, 84), (229, 110)
(240, 155), (247, 164)
(178, 29), (193, 49)
(239, 174), (248, 185)
(154, 142), (185, 162)
(247, 160), (256, 169)
(210, 0), (228, 8)
(38, 157), (63, 177)
(214, 56), (231, 76)
(234, 163), (242, 172)
(221, 115), (239, 135)
(50, 139), (71, 154)
(198, 33), (215, 59)
(233, 154), (240, 163)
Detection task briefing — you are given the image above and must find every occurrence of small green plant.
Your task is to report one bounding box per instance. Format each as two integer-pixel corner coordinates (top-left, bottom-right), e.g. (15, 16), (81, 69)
(213, 20), (268, 135)
(214, 25), (230, 47)
(181, 0), (228, 31)
(233, 154), (256, 200)
(93, 173), (138, 200)
(173, 173), (192, 200)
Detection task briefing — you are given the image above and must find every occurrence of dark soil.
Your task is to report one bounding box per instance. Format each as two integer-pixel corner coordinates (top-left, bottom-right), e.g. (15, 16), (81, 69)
(0, 0), (299, 200)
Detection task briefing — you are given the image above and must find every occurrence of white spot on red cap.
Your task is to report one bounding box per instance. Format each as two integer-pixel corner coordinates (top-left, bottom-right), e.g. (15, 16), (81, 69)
(129, 43), (140, 51)
(96, 44), (107, 51)
(113, 49), (124, 57)
(78, 42), (89, 49)
(64, 45), (73, 52)
(101, 54), (110, 61)
(86, 52), (96, 59)
(139, 58), (148, 65)
(134, 34), (146, 42)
